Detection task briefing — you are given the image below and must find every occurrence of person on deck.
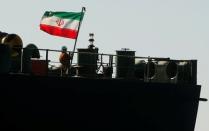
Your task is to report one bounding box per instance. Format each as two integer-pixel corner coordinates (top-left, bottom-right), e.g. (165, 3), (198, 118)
(59, 46), (71, 76)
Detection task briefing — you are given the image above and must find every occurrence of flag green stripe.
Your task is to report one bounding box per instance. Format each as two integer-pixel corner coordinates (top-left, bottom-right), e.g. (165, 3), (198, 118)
(44, 11), (83, 21)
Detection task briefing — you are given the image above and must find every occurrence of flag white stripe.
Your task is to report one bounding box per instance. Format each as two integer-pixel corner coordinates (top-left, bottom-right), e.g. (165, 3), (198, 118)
(40, 16), (80, 30)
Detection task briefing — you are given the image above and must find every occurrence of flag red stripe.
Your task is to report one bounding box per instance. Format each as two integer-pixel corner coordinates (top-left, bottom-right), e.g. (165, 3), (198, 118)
(40, 24), (78, 39)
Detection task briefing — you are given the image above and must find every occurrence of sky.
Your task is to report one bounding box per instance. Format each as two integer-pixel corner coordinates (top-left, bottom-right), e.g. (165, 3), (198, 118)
(1, 0), (209, 130)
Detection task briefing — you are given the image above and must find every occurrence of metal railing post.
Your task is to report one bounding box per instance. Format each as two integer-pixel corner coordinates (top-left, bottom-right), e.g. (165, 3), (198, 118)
(46, 49), (49, 76)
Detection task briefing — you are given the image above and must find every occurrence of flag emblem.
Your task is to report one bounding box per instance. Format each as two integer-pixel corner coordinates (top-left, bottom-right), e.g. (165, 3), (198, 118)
(56, 19), (64, 26)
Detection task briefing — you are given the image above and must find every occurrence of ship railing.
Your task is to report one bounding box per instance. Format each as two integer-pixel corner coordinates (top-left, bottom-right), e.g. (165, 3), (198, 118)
(1, 47), (197, 84)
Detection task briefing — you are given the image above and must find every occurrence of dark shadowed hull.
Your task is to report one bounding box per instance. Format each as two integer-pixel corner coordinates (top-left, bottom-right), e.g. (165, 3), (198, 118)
(0, 74), (201, 131)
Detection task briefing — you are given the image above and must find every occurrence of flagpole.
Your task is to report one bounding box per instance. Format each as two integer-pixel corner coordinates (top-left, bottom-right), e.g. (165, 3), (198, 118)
(70, 7), (86, 68)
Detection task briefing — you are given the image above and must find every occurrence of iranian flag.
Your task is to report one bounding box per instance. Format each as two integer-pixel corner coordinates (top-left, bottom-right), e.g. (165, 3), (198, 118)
(40, 11), (84, 39)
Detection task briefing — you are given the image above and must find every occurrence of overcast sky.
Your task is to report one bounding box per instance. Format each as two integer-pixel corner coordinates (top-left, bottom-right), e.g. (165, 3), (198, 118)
(1, 0), (209, 130)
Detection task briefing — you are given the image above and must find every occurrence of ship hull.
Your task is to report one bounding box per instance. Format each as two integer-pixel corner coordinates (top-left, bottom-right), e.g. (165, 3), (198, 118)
(0, 74), (201, 131)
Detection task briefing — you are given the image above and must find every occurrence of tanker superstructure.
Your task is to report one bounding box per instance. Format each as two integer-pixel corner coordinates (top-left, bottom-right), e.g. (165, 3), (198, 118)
(0, 31), (206, 131)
